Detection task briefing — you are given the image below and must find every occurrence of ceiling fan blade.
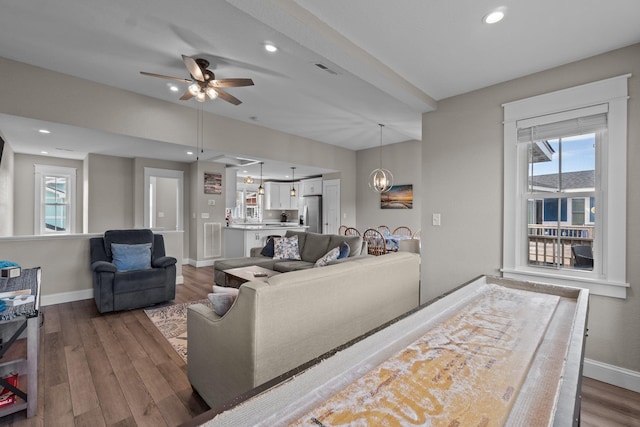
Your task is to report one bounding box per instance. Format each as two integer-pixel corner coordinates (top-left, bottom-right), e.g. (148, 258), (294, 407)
(179, 90), (194, 101)
(182, 54), (205, 82)
(140, 71), (191, 83)
(213, 87), (242, 105)
(211, 78), (254, 88)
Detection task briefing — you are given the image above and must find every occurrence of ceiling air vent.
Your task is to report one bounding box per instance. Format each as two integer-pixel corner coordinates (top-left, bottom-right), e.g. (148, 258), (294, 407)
(314, 63), (339, 75)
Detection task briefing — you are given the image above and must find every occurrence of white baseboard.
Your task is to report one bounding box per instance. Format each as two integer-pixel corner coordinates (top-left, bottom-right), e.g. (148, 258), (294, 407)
(187, 258), (215, 268)
(41, 288), (94, 306)
(583, 358), (640, 393)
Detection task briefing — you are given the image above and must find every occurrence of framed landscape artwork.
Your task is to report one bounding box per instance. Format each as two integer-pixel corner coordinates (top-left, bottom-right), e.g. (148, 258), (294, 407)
(204, 172), (222, 194)
(381, 184), (413, 209)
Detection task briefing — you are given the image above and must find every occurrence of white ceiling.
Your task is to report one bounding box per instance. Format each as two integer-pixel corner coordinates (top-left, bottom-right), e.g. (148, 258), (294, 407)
(1, 0), (639, 176)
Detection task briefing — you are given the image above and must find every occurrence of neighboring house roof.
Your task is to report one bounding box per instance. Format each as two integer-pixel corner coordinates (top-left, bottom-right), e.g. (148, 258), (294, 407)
(531, 170), (595, 190)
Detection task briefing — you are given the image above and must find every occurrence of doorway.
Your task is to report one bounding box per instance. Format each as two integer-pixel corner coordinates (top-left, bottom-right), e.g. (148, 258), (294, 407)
(144, 167), (184, 230)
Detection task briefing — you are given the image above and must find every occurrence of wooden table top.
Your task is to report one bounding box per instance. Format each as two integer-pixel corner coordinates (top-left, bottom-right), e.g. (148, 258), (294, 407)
(223, 265), (279, 283)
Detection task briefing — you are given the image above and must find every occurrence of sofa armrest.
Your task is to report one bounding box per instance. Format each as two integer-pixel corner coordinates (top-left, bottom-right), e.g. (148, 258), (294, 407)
(91, 261), (117, 273)
(152, 256), (177, 268)
(187, 286), (261, 409)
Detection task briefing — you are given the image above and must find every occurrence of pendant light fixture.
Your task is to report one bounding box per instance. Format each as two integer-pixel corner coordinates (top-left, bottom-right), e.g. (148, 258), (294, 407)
(258, 162), (265, 195)
(369, 123), (394, 193)
(290, 167), (297, 197)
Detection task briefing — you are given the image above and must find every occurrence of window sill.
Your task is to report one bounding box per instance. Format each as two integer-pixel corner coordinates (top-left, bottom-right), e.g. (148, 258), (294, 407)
(501, 268), (628, 299)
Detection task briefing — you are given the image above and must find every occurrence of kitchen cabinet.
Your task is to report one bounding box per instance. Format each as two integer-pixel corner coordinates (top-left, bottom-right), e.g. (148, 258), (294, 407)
(224, 225), (307, 257)
(265, 182), (298, 210)
(300, 178), (322, 196)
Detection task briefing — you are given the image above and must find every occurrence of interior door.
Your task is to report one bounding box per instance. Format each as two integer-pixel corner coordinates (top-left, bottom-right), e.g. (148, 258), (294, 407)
(322, 179), (340, 234)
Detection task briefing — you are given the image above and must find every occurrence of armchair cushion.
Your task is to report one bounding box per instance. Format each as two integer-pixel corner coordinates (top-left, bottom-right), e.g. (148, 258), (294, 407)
(111, 243), (152, 271)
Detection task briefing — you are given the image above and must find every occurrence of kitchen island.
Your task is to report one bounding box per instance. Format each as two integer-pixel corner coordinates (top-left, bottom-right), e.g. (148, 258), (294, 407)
(224, 224), (308, 257)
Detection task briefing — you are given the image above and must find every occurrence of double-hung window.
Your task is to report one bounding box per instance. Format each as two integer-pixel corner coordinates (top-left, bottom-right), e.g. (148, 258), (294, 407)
(502, 75), (629, 298)
(34, 165), (76, 235)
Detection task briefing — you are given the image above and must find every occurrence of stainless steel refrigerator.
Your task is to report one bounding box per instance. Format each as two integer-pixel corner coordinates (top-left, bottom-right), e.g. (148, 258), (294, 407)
(302, 195), (323, 233)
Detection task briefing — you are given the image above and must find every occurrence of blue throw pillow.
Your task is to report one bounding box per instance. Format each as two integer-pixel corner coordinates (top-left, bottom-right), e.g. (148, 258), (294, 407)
(338, 242), (350, 259)
(111, 243), (152, 272)
(261, 237), (276, 257)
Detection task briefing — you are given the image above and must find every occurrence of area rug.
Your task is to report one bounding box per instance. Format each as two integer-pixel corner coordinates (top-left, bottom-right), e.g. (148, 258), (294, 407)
(144, 299), (210, 362)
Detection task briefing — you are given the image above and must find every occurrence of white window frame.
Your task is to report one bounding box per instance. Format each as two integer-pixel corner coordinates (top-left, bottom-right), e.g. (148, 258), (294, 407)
(34, 165), (77, 235)
(502, 74), (630, 298)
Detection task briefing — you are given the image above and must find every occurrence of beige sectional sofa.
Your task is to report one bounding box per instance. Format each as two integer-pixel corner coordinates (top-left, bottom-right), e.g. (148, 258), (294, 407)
(213, 230), (367, 287)
(187, 251), (420, 410)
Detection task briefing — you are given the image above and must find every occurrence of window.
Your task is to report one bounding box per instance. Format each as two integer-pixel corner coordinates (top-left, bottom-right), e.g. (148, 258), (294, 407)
(502, 75), (629, 298)
(523, 115), (602, 272)
(34, 165), (76, 235)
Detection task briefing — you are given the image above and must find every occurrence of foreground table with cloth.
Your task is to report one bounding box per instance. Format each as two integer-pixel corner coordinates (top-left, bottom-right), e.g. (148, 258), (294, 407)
(186, 275), (588, 427)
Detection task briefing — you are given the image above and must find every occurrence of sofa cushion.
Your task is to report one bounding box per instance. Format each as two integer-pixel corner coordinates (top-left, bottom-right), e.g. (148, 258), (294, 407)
(273, 260), (315, 272)
(315, 246), (340, 267)
(273, 235), (302, 260)
(328, 234), (364, 257)
(111, 243), (152, 272)
(338, 242), (350, 259)
(298, 232), (332, 262)
(260, 237), (276, 257)
(284, 230), (307, 248)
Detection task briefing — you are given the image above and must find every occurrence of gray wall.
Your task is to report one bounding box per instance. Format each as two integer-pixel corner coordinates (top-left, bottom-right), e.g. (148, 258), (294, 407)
(421, 43), (640, 372)
(356, 140), (421, 233)
(86, 153), (134, 233)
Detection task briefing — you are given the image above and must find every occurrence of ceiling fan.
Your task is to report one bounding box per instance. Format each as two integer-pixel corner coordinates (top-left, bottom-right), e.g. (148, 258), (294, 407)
(140, 55), (254, 105)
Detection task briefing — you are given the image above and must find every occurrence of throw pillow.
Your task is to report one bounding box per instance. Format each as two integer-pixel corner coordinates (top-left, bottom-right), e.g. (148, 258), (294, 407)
(273, 235), (302, 260)
(261, 237), (275, 257)
(338, 242), (350, 259)
(212, 285), (240, 296)
(209, 286), (240, 316)
(111, 243), (152, 272)
(314, 246), (340, 267)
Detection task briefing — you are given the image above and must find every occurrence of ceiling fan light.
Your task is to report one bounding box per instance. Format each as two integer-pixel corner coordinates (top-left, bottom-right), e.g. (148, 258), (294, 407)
(195, 92), (206, 102)
(188, 83), (201, 96)
(205, 87), (218, 99)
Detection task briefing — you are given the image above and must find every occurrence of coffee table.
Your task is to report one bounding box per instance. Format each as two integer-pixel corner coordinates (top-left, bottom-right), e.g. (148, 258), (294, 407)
(223, 265), (279, 288)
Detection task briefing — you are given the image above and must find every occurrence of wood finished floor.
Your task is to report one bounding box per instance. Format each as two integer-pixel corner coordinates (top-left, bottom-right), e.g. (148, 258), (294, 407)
(0, 264), (638, 426)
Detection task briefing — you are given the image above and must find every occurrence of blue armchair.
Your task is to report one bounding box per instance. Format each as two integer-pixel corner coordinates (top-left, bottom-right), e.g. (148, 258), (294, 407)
(90, 229), (176, 313)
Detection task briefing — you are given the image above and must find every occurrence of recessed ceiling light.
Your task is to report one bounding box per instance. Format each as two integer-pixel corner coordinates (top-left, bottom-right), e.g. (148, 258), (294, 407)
(168, 84), (179, 92)
(40, 151), (48, 154)
(187, 151), (194, 155)
(264, 43), (278, 53)
(38, 129), (50, 134)
(483, 8), (506, 24)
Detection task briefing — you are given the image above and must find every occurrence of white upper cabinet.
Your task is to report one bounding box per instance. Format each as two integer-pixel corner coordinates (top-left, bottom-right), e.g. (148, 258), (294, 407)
(300, 178), (322, 196)
(265, 182), (299, 210)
